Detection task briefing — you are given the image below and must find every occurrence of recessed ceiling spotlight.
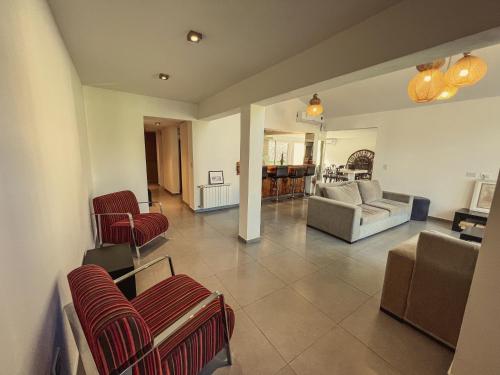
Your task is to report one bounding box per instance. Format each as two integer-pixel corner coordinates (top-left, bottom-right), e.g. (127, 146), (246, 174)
(158, 73), (170, 80)
(187, 30), (203, 43)
(155, 122), (160, 126)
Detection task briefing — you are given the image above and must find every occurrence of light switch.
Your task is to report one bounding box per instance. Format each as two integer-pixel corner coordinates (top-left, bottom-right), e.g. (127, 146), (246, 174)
(465, 171), (476, 178)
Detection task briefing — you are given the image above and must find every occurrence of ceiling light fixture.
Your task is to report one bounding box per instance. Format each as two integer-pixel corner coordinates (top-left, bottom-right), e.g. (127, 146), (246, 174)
(158, 73), (170, 80)
(306, 94), (324, 116)
(407, 59), (447, 103)
(445, 52), (487, 87)
(187, 30), (203, 43)
(436, 82), (458, 101)
(408, 52), (486, 104)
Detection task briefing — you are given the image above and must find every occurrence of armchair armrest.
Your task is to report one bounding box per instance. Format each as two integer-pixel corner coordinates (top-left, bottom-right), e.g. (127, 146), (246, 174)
(138, 201), (163, 215)
(114, 256), (175, 284)
(383, 191), (414, 205)
(307, 196), (361, 242)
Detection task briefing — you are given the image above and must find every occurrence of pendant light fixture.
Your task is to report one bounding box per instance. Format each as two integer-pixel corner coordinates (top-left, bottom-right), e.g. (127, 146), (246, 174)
(306, 94), (323, 116)
(445, 52), (487, 87)
(436, 82), (458, 101)
(407, 59), (446, 103)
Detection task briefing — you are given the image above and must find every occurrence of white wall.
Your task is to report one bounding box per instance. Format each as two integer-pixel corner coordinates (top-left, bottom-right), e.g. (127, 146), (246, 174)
(192, 115), (241, 209)
(324, 129), (377, 167)
(0, 1), (93, 373)
(452, 176), (500, 375)
(326, 97), (500, 220)
(159, 126), (180, 194)
(83, 87), (197, 206)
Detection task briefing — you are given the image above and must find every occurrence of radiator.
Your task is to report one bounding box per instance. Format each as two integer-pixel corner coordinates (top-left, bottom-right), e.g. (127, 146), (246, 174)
(199, 184), (231, 209)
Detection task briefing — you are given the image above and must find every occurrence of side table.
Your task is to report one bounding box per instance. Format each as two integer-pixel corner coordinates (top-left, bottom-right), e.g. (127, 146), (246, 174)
(459, 226), (484, 243)
(452, 208), (488, 232)
(82, 244), (136, 299)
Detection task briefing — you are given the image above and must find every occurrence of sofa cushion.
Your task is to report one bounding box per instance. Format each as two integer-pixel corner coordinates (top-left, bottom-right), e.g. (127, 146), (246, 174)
(315, 181), (351, 197)
(111, 213), (169, 246)
(358, 180), (383, 203)
(360, 204), (390, 225)
(324, 182), (362, 205)
(367, 198), (409, 216)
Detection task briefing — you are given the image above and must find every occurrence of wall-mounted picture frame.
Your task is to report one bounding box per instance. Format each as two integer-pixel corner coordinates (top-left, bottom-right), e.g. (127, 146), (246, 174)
(208, 170), (224, 185)
(470, 179), (496, 213)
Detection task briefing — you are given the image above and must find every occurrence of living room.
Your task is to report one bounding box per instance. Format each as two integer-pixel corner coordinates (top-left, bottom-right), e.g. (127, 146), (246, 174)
(2, 1), (500, 375)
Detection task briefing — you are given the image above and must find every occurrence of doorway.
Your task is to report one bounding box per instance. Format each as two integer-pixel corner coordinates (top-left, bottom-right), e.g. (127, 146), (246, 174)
(143, 116), (193, 205)
(144, 131), (159, 184)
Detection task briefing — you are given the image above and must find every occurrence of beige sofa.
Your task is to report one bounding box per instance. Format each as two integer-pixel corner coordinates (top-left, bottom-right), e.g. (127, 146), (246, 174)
(307, 180), (413, 243)
(381, 230), (480, 348)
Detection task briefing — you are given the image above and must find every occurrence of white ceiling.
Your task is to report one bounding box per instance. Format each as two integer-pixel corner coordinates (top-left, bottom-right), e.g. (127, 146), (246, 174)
(144, 116), (183, 132)
(47, 0), (400, 103)
(307, 43), (500, 118)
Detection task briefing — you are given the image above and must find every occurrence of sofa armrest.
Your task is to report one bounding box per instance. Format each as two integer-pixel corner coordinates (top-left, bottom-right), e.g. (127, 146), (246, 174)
(306, 196), (361, 242)
(380, 237), (418, 318)
(383, 191), (414, 205)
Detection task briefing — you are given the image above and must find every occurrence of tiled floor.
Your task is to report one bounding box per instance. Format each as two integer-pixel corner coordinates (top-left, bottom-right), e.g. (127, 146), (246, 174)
(136, 186), (454, 375)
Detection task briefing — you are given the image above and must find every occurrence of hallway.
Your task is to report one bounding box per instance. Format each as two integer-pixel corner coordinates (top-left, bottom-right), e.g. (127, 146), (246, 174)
(136, 186), (454, 375)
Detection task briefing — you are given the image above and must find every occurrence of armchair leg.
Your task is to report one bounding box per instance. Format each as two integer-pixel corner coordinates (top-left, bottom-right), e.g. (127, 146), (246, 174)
(218, 294), (232, 366)
(134, 245), (141, 259)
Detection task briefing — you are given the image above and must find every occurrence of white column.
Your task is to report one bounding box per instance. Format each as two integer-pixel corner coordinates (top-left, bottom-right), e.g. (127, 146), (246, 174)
(239, 104), (265, 242)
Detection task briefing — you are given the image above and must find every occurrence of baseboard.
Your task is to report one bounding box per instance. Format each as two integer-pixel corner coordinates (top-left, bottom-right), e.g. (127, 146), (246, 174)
(238, 235), (261, 244)
(428, 216), (453, 224)
(195, 204), (239, 213)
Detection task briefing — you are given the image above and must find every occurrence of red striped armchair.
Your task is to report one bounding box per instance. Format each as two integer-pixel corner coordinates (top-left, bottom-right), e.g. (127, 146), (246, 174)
(66, 257), (235, 375)
(92, 190), (169, 258)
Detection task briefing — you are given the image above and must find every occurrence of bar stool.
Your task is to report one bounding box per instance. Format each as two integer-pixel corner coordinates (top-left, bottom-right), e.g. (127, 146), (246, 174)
(270, 166), (289, 202)
(304, 165), (316, 195)
(289, 167), (305, 199)
(262, 166), (268, 197)
(262, 166), (268, 180)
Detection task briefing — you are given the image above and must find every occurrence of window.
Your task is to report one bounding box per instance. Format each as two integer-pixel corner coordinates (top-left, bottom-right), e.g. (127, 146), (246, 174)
(292, 142), (305, 165)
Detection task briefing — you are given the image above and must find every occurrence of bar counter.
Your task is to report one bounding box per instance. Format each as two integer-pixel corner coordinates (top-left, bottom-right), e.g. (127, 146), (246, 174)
(262, 164), (314, 199)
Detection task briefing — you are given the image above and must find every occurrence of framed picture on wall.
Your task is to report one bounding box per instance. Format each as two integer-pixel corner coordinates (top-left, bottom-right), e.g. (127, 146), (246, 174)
(470, 179), (496, 213)
(208, 170), (224, 185)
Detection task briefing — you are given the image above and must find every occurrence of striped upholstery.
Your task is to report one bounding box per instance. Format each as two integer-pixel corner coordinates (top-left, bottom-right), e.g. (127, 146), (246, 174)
(68, 266), (235, 375)
(68, 265), (162, 375)
(132, 275), (235, 375)
(93, 190), (169, 246)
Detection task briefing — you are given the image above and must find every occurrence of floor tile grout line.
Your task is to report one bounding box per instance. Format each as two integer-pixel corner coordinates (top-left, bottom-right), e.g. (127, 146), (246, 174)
(238, 308), (290, 366)
(336, 324), (404, 374)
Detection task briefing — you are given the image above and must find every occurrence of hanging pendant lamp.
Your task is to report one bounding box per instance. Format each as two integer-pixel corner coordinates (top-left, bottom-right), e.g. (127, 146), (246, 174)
(407, 59), (447, 103)
(306, 94), (324, 116)
(445, 52), (487, 87)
